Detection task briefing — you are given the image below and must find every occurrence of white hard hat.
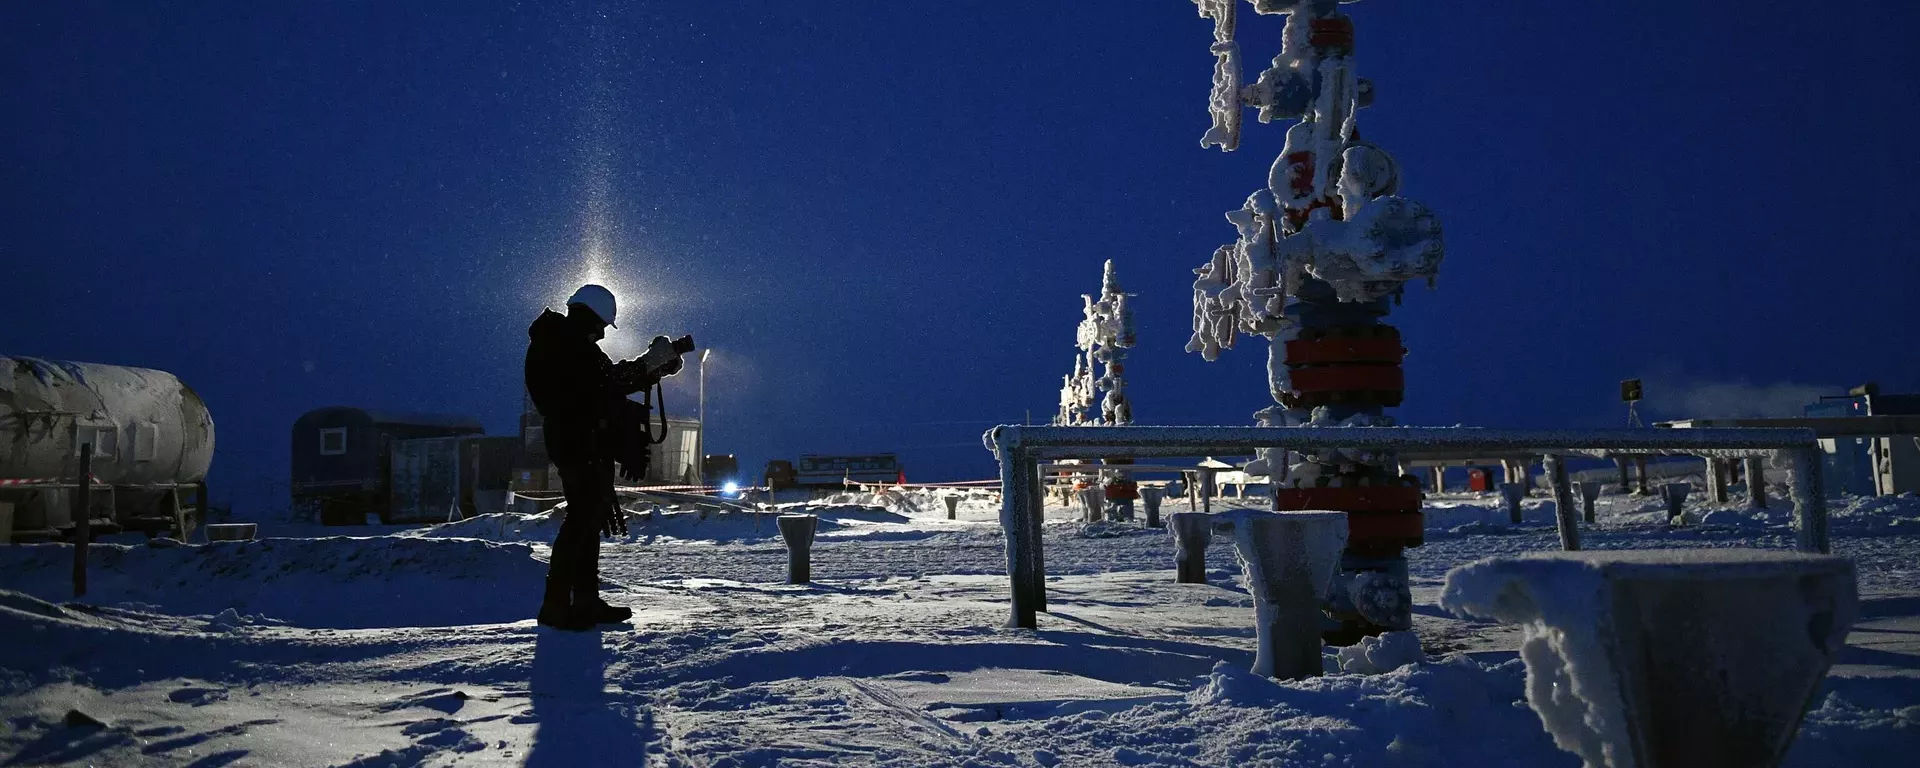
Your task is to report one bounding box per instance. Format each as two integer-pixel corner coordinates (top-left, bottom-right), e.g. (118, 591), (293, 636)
(566, 284), (618, 328)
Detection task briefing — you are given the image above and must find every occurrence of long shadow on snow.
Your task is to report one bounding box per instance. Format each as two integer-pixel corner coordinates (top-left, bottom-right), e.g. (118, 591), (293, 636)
(643, 624), (1242, 691)
(524, 630), (663, 767)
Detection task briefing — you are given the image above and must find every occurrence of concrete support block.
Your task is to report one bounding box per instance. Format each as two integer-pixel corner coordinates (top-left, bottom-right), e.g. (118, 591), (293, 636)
(1079, 487), (1106, 523)
(1546, 455), (1581, 551)
(1577, 481), (1603, 524)
(1706, 458), (1731, 503)
(1500, 482), (1528, 524)
(943, 495), (960, 520)
(1745, 456), (1768, 510)
(204, 523), (256, 542)
(1140, 486), (1165, 529)
(1228, 511), (1349, 680)
(1634, 457), (1651, 496)
(1169, 512), (1212, 584)
(1441, 550), (1856, 768)
(1661, 483), (1692, 524)
(777, 514), (818, 584)
(1615, 457), (1631, 493)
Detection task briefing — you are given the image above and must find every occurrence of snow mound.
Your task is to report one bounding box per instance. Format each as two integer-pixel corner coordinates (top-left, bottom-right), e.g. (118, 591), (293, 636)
(1336, 630), (1424, 675)
(0, 537), (550, 628)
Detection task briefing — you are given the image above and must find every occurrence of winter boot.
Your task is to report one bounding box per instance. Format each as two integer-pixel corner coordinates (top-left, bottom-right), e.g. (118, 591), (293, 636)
(537, 582), (594, 632)
(584, 594), (633, 625)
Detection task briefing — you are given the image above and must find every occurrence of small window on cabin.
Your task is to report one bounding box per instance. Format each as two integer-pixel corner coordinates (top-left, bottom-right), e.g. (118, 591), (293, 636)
(320, 428), (348, 456)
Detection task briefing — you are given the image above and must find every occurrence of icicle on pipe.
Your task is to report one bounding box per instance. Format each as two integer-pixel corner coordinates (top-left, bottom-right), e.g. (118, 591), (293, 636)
(1184, 0), (1445, 645)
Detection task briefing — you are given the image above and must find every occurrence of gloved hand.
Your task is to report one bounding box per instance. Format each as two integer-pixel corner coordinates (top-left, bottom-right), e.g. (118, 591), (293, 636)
(619, 459), (645, 484)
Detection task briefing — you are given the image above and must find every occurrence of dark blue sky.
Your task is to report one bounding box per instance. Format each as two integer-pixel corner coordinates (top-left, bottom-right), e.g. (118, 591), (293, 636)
(5, 1), (1918, 511)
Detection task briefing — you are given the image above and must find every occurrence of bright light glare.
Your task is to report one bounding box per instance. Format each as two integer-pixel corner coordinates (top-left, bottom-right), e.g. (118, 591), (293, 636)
(723, 481), (740, 495)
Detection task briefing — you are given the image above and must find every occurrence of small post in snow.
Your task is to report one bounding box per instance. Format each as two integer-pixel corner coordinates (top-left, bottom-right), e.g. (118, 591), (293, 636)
(1706, 457), (1731, 503)
(1576, 481), (1603, 524)
(777, 514), (818, 585)
(1170, 512), (1212, 583)
(1431, 466), (1445, 495)
(1635, 456), (1651, 496)
(1080, 487), (1106, 523)
(1615, 456), (1631, 493)
(1499, 482), (1527, 524)
(1662, 482), (1693, 525)
(1745, 456), (1768, 509)
(1232, 511), (1348, 680)
(943, 495), (960, 521)
(72, 443), (92, 599)
(1140, 485), (1166, 529)
(1546, 455), (1580, 551)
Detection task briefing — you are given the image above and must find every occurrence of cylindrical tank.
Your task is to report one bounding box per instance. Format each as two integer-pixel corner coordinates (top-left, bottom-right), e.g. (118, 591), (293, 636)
(0, 356), (215, 486)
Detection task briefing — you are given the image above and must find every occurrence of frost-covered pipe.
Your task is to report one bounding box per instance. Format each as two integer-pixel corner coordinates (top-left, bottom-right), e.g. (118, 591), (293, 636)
(1170, 512), (1212, 583)
(777, 514), (818, 584)
(1227, 510), (1348, 679)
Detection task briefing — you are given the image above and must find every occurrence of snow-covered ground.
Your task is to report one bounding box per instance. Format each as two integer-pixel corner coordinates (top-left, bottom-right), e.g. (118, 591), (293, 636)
(3, 489), (1917, 766)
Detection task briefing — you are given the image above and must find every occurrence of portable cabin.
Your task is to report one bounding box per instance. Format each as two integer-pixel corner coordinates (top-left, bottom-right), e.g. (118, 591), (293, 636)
(388, 435), (516, 523)
(290, 407), (483, 524)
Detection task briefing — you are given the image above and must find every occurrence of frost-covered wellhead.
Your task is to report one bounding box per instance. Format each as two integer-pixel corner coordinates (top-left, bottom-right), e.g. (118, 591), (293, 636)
(1185, 0), (1445, 644)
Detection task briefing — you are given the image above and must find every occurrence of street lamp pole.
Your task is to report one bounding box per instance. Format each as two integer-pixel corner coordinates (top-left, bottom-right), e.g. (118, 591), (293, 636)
(697, 348), (712, 486)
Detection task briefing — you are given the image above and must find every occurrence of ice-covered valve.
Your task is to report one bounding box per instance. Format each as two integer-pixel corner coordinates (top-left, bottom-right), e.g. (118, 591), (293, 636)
(1441, 550), (1856, 768)
(777, 514), (818, 584)
(1499, 482), (1528, 524)
(1577, 481), (1604, 524)
(1228, 510), (1349, 679)
(1169, 512), (1213, 583)
(1140, 485), (1167, 528)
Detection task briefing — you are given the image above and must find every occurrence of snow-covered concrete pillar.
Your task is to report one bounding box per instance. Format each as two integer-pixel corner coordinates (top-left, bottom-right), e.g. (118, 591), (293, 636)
(1745, 456), (1768, 510)
(1615, 457), (1631, 493)
(1170, 512), (1212, 584)
(1577, 481), (1604, 524)
(1634, 457), (1651, 496)
(1140, 485), (1166, 528)
(1706, 458), (1730, 504)
(1228, 511), (1349, 680)
(1431, 466), (1445, 495)
(994, 434), (1042, 629)
(1546, 455), (1580, 551)
(1499, 482), (1527, 524)
(1788, 447), (1829, 554)
(1661, 483), (1692, 524)
(943, 495), (961, 520)
(777, 514), (818, 585)
(1079, 487), (1106, 523)
(1441, 550), (1856, 768)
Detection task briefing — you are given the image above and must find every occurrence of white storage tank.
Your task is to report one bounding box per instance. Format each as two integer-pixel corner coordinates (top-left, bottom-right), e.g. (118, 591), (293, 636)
(0, 356), (215, 537)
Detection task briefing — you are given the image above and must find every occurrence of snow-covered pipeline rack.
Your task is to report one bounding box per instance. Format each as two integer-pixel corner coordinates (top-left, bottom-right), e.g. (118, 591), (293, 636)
(982, 425), (1827, 630)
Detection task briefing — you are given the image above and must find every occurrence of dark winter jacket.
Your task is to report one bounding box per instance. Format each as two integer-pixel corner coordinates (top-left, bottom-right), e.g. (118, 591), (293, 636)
(524, 309), (662, 466)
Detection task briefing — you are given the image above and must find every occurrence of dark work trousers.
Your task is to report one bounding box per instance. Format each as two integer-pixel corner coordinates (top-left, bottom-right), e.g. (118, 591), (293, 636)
(548, 459), (615, 604)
